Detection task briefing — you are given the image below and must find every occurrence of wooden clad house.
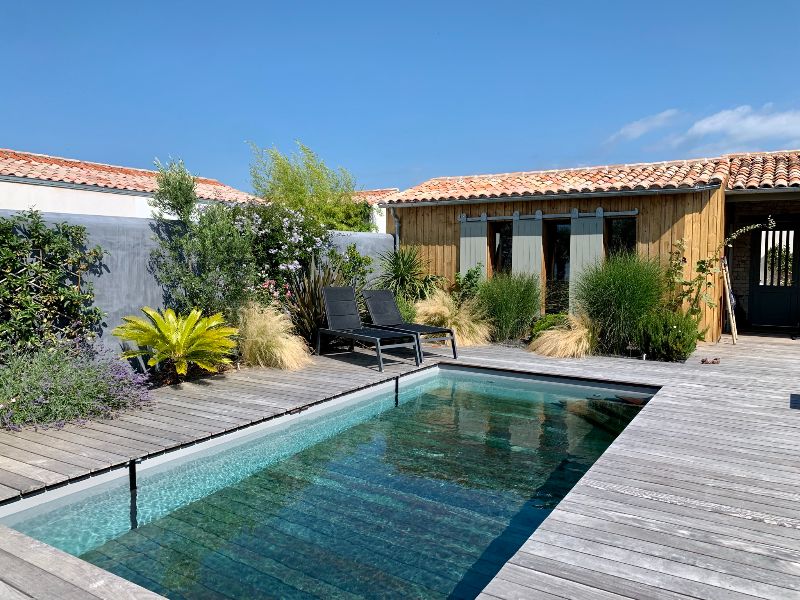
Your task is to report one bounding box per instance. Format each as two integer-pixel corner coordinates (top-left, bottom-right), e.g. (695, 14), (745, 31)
(381, 151), (800, 342)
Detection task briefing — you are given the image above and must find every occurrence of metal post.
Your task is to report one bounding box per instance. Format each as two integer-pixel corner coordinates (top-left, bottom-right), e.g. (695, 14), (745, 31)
(394, 377), (399, 407)
(128, 460), (138, 529)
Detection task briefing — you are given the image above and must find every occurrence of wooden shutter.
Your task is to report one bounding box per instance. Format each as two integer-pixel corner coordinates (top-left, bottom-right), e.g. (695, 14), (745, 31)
(511, 212), (543, 280)
(459, 214), (487, 274)
(569, 208), (604, 310)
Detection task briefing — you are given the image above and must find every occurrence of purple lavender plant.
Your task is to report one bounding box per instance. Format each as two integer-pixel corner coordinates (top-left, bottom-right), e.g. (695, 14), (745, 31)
(0, 339), (152, 430)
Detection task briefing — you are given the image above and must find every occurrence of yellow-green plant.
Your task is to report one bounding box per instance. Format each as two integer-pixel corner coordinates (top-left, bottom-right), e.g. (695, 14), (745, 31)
(237, 302), (311, 370)
(415, 289), (492, 347)
(112, 307), (237, 377)
(528, 313), (593, 358)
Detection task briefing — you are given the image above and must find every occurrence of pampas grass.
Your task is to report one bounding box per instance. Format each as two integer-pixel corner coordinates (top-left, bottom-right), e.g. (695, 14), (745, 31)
(238, 302), (312, 370)
(415, 289), (492, 347)
(528, 313), (592, 358)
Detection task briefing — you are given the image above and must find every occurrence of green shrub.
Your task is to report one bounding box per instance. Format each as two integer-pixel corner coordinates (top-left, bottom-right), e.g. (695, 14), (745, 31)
(326, 244), (373, 291)
(396, 295), (417, 323)
(477, 274), (541, 341)
(375, 246), (442, 303)
(149, 161), (257, 320)
(639, 310), (699, 362)
(575, 254), (665, 355)
(0, 341), (151, 430)
(0, 210), (105, 360)
(150, 160), (329, 323)
(450, 265), (484, 306)
(531, 313), (569, 339)
(113, 307), (238, 379)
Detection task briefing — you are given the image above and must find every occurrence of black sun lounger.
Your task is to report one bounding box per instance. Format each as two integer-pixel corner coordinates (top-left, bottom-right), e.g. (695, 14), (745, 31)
(362, 289), (457, 363)
(317, 286), (420, 372)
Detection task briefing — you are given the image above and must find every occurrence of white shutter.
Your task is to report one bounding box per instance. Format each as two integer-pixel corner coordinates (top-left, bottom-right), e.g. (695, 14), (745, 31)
(459, 214), (487, 274)
(511, 211), (543, 280)
(569, 208), (604, 311)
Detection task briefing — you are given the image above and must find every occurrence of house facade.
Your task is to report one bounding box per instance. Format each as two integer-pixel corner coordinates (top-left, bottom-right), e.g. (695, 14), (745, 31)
(0, 148), (255, 218)
(382, 151), (800, 341)
(354, 187), (399, 234)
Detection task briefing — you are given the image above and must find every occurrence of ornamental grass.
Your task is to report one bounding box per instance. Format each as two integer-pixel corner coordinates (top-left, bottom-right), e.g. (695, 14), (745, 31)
(237, 302), (312, 370)
(415, 289), (492, 347)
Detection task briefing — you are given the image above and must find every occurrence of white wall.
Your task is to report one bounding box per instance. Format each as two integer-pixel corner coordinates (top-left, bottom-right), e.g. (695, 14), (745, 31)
(372, 205), (387, 234)
(0, 180), (154, 218)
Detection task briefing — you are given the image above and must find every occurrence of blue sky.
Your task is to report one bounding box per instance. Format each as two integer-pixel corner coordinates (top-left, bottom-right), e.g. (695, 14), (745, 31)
(4, 1), (800, 193)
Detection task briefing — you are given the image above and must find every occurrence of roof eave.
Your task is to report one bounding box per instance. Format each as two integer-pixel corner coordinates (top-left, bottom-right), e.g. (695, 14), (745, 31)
(379, 183), (722, 208)
(0, 173), (253, 203)
(726, 186), (800, 195)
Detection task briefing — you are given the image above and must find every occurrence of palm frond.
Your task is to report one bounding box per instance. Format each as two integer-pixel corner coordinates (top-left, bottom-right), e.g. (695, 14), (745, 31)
(112, 307), (238, 380)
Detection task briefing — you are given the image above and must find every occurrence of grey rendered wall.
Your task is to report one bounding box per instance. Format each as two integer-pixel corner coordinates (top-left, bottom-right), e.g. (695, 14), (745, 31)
(329, 230), (394, 284)
(0, 211), (394, 350)
(0, 210), (163, 350)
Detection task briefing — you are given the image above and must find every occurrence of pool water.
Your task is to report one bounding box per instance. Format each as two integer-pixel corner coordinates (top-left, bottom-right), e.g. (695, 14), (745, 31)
(4, 368), (650, 599)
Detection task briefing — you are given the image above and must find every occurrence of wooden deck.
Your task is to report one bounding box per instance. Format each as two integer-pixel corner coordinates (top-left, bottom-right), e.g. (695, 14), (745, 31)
(0, 336), (798, 598)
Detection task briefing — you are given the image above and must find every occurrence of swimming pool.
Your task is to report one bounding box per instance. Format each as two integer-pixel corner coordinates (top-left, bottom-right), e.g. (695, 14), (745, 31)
(1, 366), (652, 599)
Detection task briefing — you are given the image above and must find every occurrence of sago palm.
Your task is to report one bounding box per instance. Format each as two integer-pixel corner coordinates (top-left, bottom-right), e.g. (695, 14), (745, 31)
(113, 307), (237, 376)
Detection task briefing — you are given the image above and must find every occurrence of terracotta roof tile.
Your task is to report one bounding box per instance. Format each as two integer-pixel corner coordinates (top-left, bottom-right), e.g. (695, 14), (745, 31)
(384, 157), (731, 204)
(0, 149), (256, 203)
(727, 151), (800, 190)
(353, 188), (399, 206)
(384, 151), (800, 205)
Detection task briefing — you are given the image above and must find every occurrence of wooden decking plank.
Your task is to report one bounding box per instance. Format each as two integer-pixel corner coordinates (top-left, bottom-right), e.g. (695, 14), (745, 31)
(83, 420), (187, 447)
(529, 527), (798, 599)
(0, 580), (34, 600)
(139, 405), (245, 429)
(501, 551), (691, 600)
(114, 413), (217, 438)
(480, 577), (565, 600)
(556, 495), (800, 564)
(0, 437), (94, 478)
(0, 545), (102, 599)
(152, 396), (272, 421)
(0, 455), (66, 487)
(0, 526), (162, 599)
(592, 453), (800, 502)
(546, 508), (800, 581)
(487, 563), (631, 600)
(514, 541), (758, 600)
(3, 430), (131, 466)
(589, 462), (800, 515)
(42, 428), (152, 458)
(569, 486), (800, 543)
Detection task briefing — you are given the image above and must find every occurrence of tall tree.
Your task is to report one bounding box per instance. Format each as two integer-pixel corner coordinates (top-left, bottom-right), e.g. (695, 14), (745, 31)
(250, 142), (373, 232)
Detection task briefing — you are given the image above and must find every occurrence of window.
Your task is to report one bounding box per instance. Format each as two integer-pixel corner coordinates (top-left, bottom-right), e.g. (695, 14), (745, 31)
(488, 221), (513, 275)
(605, 217), (636, 256)
(544, 220), (570, 313)
(759, 229), (795, 287)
